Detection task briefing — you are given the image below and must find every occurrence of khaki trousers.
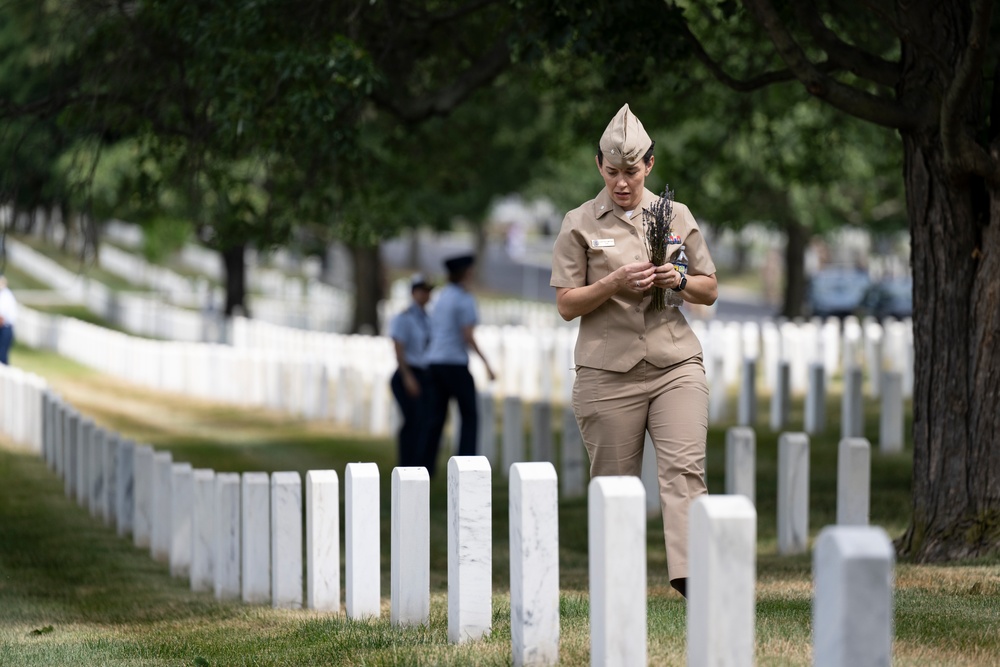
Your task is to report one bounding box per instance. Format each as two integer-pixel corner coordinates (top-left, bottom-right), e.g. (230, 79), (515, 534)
(572, 356), (709, 582)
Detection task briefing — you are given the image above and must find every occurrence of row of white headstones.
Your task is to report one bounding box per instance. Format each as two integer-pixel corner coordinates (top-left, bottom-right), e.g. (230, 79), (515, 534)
(8, 270), (911, 458)
(0, 364), (896, 667)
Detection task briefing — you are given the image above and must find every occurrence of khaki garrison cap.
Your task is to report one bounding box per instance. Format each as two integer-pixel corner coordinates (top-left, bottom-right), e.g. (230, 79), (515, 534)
(599, 103), (652, 169)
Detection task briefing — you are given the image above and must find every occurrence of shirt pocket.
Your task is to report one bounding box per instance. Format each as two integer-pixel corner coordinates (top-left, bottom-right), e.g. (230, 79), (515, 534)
(585, 246), (611, 284)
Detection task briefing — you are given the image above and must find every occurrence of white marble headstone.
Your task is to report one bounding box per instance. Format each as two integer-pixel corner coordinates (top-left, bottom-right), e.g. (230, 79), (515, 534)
(306, 470), (340, 612)
(191, 468), (216, 592)
(132, 444), (154, 548)
(777, 432), (809, 555)
(115, 438), (135, 537)
(151, 451), (174, 562)
(345, 462), (380, 619)
(448, 456), (492, 644)
(170, 462), (194, 578)
(478, 391), (497, 467)
(503, 397), (525, 476)
(805, 362), (826, 435)
(738, 358), (757, 427)
(841, 366), (864, 440)
(813, 526), (894, 667)
(560, 406), (586, 499)
(879, 370), (904, 454)
(708, 354), (728, 424)
(89, 428), (106, 520)
(52, 401), (64, 476)
(77, 419), (93, 508)
(241, 472), (271, 604)
(725, 426), (756, 505)
(103, 433), (118, 526)
(271, 471), (303, 609)
(64, 412), (79, 498)
(588, 476), (646, 667)
(836, 438), (870, 526)
(531, 401), (553, 463)
(510, 462), (559, 667)
(770, 360), (790, 432)
(391, 466), (430, 627)
(864, 323), (884, 397)
(214, 472), (242, 600)
(41, 392), (52, 467)
(687, 495), (756, 667)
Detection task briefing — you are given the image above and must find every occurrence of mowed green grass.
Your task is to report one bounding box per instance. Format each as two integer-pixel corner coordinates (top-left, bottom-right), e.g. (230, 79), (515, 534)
(1, 344), (998, 666)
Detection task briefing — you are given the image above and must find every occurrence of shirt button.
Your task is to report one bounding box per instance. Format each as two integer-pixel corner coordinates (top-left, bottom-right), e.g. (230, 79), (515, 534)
(634, 254), (640, 260)
(634, 306), (640, 313)
(630, 229), (636, 235)
(638, 334), (644, 340)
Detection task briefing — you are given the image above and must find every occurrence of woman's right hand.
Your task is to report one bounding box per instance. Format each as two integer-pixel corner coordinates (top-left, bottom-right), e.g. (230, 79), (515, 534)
(615, 262), (656, 293)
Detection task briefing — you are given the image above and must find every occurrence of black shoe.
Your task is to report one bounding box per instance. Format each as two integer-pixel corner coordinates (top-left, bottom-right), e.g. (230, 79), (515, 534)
(670, 577), (687, 598)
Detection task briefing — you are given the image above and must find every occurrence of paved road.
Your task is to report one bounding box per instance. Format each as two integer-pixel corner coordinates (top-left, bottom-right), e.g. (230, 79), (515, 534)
(382, 234), (774, 322)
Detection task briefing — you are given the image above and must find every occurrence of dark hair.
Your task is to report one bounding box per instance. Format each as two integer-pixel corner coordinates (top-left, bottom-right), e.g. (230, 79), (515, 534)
(596, 140), (656, 167)
(448, 265), (473, 283)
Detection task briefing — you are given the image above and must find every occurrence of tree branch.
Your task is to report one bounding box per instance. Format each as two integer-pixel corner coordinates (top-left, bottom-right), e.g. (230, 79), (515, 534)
(941, 0), (1000, 184)
(371, 38), (510, 122)
(792, 2), (900, 87)
(420, 0), (503, 26)
(0, 93), (74, 120)
(740, 0), (927, 131)
(677, 20), (844, 92)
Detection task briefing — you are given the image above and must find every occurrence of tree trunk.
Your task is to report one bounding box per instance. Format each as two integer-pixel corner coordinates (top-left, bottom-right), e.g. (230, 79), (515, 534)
(349, 242), (384, 335)
(896, 132), (1000, 561)
(781, 219), (808, 318)
(221, 243), (249, 318)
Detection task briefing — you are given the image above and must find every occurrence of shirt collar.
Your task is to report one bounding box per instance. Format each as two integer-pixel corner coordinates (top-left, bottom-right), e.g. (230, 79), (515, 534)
(594, 187), (658, 223)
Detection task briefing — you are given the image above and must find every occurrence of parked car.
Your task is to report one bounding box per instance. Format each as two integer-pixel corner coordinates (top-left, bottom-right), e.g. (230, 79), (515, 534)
(806, 268), (872, 318)
(858, 277), (913, 320)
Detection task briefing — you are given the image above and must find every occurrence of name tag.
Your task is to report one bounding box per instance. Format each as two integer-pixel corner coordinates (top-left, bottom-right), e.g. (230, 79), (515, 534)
(591, 238), (615, 248)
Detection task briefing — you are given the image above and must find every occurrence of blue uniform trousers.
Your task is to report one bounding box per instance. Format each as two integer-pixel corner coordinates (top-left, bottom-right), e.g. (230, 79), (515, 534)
(420, 363), (478, 476)
(390, 367), (431, 467)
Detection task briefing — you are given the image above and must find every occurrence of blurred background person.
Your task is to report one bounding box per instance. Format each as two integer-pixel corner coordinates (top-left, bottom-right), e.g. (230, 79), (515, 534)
(419, 253), (495, 476)
(389, 274), (434, 467)
(0, 276), (17, 365)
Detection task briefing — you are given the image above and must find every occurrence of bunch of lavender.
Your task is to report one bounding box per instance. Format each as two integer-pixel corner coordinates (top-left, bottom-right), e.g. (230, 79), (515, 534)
(642, 185), (675, 311)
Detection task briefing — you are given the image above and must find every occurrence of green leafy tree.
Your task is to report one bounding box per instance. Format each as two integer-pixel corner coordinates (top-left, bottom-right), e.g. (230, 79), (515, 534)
(3, 0), (529, 328)
(0, 2), (78, 248)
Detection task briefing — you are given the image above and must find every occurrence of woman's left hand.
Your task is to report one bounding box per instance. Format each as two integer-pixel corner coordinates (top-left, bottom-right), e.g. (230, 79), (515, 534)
(652, 263), (683, 290)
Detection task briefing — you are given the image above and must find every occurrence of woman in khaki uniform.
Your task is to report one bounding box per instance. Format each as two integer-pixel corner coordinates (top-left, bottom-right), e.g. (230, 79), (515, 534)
(550, 103), (718, 598)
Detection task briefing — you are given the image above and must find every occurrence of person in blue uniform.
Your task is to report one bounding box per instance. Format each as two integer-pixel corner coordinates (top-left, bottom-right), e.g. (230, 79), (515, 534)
(0, 276), (18, 365)
(389, 273), (434, 467)
(419, 253), (495, 476)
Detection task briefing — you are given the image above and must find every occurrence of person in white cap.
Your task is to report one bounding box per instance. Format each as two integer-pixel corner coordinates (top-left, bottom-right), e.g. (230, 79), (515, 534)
(0, 276), (17, 365)
(550, 103), (719, 598)
(389, 273), (434, 467)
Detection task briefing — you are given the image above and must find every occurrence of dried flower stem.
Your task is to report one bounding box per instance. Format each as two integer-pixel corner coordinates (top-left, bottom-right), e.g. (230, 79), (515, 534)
(642, 185), (675, 311)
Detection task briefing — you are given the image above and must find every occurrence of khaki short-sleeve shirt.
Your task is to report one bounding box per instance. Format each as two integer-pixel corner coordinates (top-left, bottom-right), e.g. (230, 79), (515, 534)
(550, 187), (716, 372)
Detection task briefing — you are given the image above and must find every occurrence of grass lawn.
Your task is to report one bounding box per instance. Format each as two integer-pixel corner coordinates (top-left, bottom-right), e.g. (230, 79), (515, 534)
(1, 345), (998, 666)
(1, 262), (53, 291)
